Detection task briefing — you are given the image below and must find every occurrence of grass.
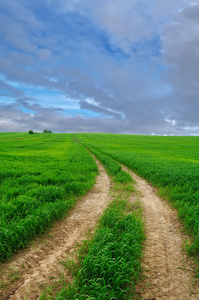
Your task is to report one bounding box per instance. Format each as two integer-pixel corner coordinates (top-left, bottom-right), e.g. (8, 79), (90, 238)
(76, 133), (199, 275)
(0, 267), (21, 293)
(0, 133), (98, 261)
(48, 147), (145, 300)
(83, 143), (132, 184)
(2, 132), (199, 297)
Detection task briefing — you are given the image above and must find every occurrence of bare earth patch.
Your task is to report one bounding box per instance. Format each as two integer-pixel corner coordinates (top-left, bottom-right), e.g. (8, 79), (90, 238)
(129, 171), (199, 300)
(0, 159), (111, 300)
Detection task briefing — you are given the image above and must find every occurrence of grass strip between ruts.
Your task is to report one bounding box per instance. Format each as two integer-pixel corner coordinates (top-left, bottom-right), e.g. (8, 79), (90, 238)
(76, 134), (199, 274)
(52, 151), (145, 300)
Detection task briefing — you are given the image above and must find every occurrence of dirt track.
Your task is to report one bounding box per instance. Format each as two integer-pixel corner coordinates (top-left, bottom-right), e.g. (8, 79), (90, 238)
(1, 159), (199, 299)
(128, 170), (199, 300)
(0, 159), (111, 300)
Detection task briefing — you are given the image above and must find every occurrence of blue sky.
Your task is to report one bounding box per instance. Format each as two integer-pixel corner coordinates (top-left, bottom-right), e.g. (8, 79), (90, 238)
(0, 0), (198, 135)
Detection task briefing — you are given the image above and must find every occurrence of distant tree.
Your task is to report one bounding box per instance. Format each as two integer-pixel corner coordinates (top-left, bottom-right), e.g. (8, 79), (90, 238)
(28, 130), (34, 134)
(43, 129), (53, 133)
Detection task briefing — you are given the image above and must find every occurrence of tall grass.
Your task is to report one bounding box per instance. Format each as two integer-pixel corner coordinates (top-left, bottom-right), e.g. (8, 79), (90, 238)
(54, 150), (144, 300)
(76, 133), (199, 273)
(84, 144), (132, 184)
(0, 133), (98, 261)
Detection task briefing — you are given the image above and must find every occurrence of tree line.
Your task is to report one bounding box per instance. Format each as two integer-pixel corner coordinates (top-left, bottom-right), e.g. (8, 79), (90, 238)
(28, 129), (53, 134)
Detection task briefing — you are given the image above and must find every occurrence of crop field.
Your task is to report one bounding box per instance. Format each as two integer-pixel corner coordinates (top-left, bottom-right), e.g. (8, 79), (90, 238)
(1, 132), (199, 298)
(76, 133), (199, 262)
(0, 132), (144, 299)
(0, 133), (98, 261)
(1, 132), (199, 263)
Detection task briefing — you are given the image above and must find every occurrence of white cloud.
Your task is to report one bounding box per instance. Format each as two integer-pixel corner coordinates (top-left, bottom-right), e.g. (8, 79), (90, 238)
(0, 0), (198, 135)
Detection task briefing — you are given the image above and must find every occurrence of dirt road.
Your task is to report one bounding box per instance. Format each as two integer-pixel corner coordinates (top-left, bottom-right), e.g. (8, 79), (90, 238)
(0, 159), (111, 300)
(1, 158), (199, 300)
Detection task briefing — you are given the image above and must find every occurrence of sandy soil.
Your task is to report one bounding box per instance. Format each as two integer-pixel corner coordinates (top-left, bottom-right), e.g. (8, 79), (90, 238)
(0, 159), (111, 300)
(128, 170), (199, 300)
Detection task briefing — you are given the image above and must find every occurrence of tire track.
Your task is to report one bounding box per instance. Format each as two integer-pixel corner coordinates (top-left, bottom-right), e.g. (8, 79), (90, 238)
(0, 158), (111, 300)
(127, 169), (199, 300)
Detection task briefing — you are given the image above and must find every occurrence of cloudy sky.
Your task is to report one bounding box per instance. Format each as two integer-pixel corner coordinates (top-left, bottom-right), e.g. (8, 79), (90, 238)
(0, 0), (198, 135)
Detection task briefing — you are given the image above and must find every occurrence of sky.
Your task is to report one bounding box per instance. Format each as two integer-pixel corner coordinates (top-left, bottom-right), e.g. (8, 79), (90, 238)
(0, 0), (199, 135)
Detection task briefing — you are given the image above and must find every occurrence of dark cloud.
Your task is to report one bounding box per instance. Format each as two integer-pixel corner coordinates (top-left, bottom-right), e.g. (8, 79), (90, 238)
(0, 80), (25, 98)
(160, 2), (199, 134)
(0, 101), (125, 133)
(79, 100), (123, 119)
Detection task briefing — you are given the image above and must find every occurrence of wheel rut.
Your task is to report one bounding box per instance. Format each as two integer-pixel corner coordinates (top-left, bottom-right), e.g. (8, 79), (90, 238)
(127, 169), (199, 300)
(1, 158), (199, 300)
(0, 159), (111, 300)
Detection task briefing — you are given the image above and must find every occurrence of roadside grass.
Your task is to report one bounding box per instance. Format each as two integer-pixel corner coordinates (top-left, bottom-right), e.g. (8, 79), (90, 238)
(0, 133), (98, 261)
(39, 149), (145, 300)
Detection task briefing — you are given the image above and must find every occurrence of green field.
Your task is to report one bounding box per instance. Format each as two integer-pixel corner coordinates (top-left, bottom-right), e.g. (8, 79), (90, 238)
(76, 133), (199, 263)
(1, 132), (199, 273)
(1, 132), (145, 299)
(0, 133), (98, 261)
